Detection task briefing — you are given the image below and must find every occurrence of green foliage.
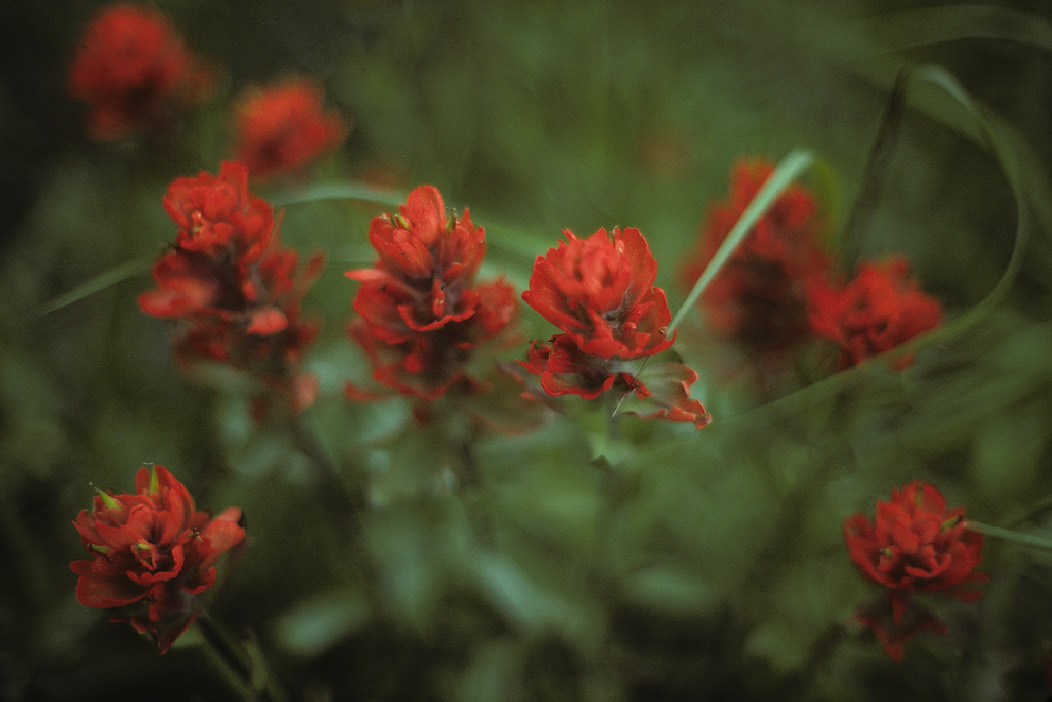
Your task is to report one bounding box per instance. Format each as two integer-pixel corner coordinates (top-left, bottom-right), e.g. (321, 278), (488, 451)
(2, 0), (1052, 700)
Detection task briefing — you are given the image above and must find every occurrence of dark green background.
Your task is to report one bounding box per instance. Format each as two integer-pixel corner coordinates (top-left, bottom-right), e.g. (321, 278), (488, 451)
(2, 1), (1052, 699)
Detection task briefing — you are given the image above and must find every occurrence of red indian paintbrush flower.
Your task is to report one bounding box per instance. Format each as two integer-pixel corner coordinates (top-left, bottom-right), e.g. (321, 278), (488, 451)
(680, 159), (830, 355)
(347, 185), (517, 400)
(71, 465), (245, 654)
(68, 4), (212, 140)
(809, 257), (941, 369)
(140, 161), (323, 416)
(523, 227), (674, 359)
(844, 481), (987, 659)
(519, 227), (709, 428)
(233, 78), (347, 181)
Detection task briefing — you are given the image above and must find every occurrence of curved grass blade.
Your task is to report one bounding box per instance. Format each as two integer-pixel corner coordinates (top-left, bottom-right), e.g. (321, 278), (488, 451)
(38, 256), (153, 316)
(275, 182), (549, 265)
(856, 5), (1052, 54)
(272, 182), (407, 209)
(969, 520), (1052, 553)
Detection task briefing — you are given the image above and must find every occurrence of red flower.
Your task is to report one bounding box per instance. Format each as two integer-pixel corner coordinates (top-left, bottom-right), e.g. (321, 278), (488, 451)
(68, 4), (212, 140)
(233, 78), (347, 181)
(810, 257), (941, 368)
(844, 481), (987, 658)
(680, 159), (829, 354)
(845, 481), (986, 598)
(162, 161), (274, 261)
(71, 465), (245, 653)
(346, 186), (517, 400)
(517, 227), (709, 427)
(522, 227), (674, 359)
(139, 162), (323, 415)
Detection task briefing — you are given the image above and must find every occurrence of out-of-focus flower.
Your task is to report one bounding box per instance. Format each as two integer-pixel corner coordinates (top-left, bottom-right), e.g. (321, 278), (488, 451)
(852, 593), (949, 661)
(680, 159), (829, 355)
(69, 4), (212, 140)
(522, 227), (674, 359)
(844, 481), (986, 658)
(139, 161), (323, 416)
(346, 185), (517, 401)
(71, 465), (245, 653)
(233, 78), (347, 181)
(519, 227), (709, 428)
(810, 257), (941, 369)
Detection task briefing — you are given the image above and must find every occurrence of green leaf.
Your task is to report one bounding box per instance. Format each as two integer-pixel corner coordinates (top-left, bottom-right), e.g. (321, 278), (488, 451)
(38, 256), (152, 315)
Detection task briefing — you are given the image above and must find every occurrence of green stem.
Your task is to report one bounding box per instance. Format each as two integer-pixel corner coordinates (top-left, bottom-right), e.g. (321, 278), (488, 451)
(968, 520), (1052, 552)
(289, 413), (367, 537)
(197, 613), (288, 702)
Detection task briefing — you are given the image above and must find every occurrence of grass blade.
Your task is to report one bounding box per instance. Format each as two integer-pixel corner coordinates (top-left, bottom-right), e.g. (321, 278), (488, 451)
(39, 256), (153, 316)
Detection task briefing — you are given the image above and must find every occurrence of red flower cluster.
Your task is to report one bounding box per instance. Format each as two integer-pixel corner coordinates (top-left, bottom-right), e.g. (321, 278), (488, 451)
(71, 465), (245, 654)
(810, 257), (941, 369)
(139, 161), (323, 415)
(844, 481), (986, 658)
(520, 228), (709, 428)
(233, 78), (347, 181)
(347, 185), (517, 400)
(680, 159), (829, 355)
(68, 4), (212, 140)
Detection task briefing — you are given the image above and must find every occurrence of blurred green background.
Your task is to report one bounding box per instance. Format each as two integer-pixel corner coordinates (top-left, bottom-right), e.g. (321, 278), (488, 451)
(2, 0), (1052, 700)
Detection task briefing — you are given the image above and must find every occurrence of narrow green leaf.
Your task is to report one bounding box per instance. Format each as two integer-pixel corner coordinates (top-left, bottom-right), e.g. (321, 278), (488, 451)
(271, 182), (406, 209)
(969, 520), (1052, 553)
(39, 256), (152, 316)
(668, 149), (816, 335)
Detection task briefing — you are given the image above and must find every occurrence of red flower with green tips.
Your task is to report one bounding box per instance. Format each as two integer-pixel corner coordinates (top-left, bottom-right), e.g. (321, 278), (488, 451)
(844, 481), (986, 658)
(347, 185), (518, 400)
(809, 257), (941, 369)
(68, 4), (212, 140)
(71, 465), (245, 654)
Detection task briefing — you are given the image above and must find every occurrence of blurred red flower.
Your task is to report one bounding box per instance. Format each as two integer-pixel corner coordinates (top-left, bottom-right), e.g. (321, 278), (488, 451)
(347, 186), (517, 400)
(71, 465), (245, 654)
(233, 78), (347, 181)
(523, 227), (674, 359)
(810, 257), (941, 369)
(853, 594), (949, 661)
(680, 159), (829, 355)
(844, 481), (987, 658)
(69, 4), (212, 140)
(139, 161), (323, 416)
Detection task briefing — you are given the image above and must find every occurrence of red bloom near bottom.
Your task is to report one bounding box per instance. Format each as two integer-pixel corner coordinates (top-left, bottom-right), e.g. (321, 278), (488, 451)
(843, 481), (986, 658)
(71, 465), (245, 653)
